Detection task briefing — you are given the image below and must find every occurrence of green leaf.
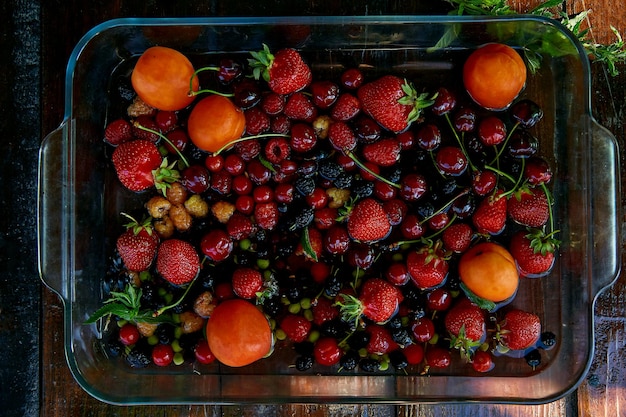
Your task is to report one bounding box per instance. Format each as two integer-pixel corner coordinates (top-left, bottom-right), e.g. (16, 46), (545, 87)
(460, 283), (496, 312)
(301, 227), (319, 262)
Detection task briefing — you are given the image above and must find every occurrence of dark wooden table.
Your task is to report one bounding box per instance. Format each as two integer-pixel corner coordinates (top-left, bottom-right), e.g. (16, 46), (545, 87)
(1, 0), (624, 416)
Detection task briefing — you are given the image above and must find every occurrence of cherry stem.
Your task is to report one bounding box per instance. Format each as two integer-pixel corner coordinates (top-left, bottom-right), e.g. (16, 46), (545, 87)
(213, 133), (290, 156)
(489, 121), (520, 166)
(444, 113), (477, 172)
(345, 150), (401, 189)
(153, 274), (199, 317)
(540, 181), (559, 239)
(133, 122), (191, 168)
(188, 66), (235, 98)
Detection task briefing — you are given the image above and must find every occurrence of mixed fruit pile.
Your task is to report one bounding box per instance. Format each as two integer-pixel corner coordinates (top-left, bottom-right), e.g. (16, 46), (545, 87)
(88, 40), (559, 374)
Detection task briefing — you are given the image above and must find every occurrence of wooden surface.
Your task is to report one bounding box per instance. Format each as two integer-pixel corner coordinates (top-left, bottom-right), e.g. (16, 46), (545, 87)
(32, 0), (626, 416)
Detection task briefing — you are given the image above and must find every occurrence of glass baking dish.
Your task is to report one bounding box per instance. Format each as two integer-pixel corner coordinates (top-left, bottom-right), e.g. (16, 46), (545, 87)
(37, 16), (621, 404)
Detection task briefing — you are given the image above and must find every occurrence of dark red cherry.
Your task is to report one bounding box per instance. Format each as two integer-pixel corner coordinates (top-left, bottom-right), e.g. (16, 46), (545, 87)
(453, 107), (477, 132)
(399, 173), (428, 201)
(436, 146), (468, 176)
(310, 80), (339, 109)
(354, 116), (381, 144)
(217, 58), (243, 84)
(416, 123), (441, 151)
(508, 130), (538, 158)
(524, 156), (552, 185)
(478, 116), (507, 146)
(510, 99), (543, 128)
(182, 164), (211, 194)
(341, 68), (364, 89)
(432, 87), (457, 116)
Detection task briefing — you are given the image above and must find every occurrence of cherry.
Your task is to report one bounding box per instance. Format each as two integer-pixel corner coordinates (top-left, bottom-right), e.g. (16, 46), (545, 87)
(508, 130), (538, 158)
(313, 337), (342, 366)
(411, 317), (435, 343)
(252, 184), (275, 203)
(385, 262), (410, 286)
(247, 159), (272, 184)
(217, 58), (243, 84)
(232, 174), (253, 195)
(204, 154), (224, 172)
(152, 343), (175, 366)
(340, 68), (364, 89)
(290, 123), (317, 153)
(450, 193), (475, 219)
(382, 198), (407, 226)
(194, 339), (216, 364)
(310, 80), (339, 109)
(400, 214), (424, 239)
(164, 128), (188, 153)
(314, 207), (337, 230)
(201, 229), (233, 262)
(223, 153), (245, 176)
(478, 116), (507, 146)
(235, 195), (255, 215)
(402, 344), (425, 365)
(353, 116), (382, 144)
(427, 212), (449, 231)
(510, 99), (543, 128)
(119, 323), (140, 346)
(524, 156), (552, 185)
(453, 107), (477, 132)
(374, 181), (397, 201)
(155, 110), (178, 133)
(305, 187), (329, 209)
(232, 78), (261, 109)
(432, 87), (457, 116)
(182, 165), (211, 194)
(396, 130), (415, 149)
(472, 350), (494, 373)
(347, 243), (376, 269)
(399, 173), (428, 201)
(209, 170), (232, 195)
(324, 225), (350, 255)
(426, 288), (452, 311)
(274, 183), (295, 204)
(425, 346), (451, 368)
(436, 146), (468, 176)
(416, 123), (441, 151)
(472, 170), (497, 196)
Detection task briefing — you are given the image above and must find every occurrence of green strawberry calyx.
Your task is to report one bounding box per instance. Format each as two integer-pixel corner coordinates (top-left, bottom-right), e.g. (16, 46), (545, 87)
(398, 79), (437, 126)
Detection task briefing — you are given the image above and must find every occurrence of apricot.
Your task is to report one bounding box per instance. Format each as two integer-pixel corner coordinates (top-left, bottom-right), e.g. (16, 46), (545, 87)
(206, 298), (272, 367)
(463, 43), (527, 111)
(458, 242), (519, 302)
(131, 46), (199, 111)
(187, 95), (246, 153)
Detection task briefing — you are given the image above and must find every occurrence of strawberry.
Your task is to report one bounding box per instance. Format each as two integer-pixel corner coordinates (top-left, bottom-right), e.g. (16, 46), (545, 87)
(249, 44), (312, 95)
(331, 93), (361, 121)
(156, 239), (200, 285)
(104, 118), (133, 146)
(231, 267), (264, 299)
(507, 186), (550, 227)
(337, 277), (402, 324)
(444, 299), (486, 361)
(497, 309), (541, 351)
(365, 324), (399, 355)
(441, 222), (473, 253)
(357, 75), (435, 133)
(406, 242), (449, 289)
(280, 314), (312, 343)
(362, 138), (401, 167)
(112, 139), (163, 192)
(116, 215), (159, 272)
(283, 92), (317, 122)
(472, 190), (507, 235)
(328, 121), (357, 152)
(509, 230), (556, 277)
(346, 198), (392, 243)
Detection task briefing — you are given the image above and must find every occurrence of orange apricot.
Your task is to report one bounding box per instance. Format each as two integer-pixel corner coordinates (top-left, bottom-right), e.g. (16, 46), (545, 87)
(206, 298), (273, 367)
(131, 46), (199, 111)
(187, 95), (246, 153)
(458, 242), (519, 303)
(463, 43), (527, 111)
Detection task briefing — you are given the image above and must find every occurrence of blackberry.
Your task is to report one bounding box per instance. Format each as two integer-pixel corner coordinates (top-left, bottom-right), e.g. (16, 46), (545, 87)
(261, 296), (284, 317)
(359, 358), (381, 373)
(346, 330), (370, 351)
(320, 317), (350, 338)
(324, 273), (343, 297)
(287, 206), (315, 231)
(102, 335), (123, 358)
(383, 166), (402, 184)
(234, 250), (255, 266)
(275, 241), (296, 257)
(386, 316), (403, 330)
(140, 282), (157, 306)
(525, 349), (542, 368)
(125, 345), (152, 368)
(339, 350), (360, 371)
(389, 350), (408, 370)
(540, 331), (557, 349)
(319, 159), (342, 180)
(284, 284), (302, 304)
(333, 171), (353, 189)
(391, 328), (412, 346)
(351, 180), (374, 199)
(178, 332), (201, 351)
(294, 176), (316, 196)
(156, 324), (175, 345)
(295, 355), (314, 371)
(415, 202), (435, 219)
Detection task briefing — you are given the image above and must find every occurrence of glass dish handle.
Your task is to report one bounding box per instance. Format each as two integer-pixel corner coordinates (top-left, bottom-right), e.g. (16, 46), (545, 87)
(37, 121), (69, 301)
(590, 119), (622, 296)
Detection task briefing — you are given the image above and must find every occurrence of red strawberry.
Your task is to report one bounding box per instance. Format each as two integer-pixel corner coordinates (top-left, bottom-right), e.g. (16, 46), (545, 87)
(441, 222), (474, 253)
(337, 277), (402, 324)
(497, 309), (541, 351)
(328, 121), (357, 152)
(365, 324), (399, 355)
(112, 139), (163, 192)
(226, 213), (254, 240)
(156, 239), (200, 285)
(472, 190), (507, 235)
(249, 45), (312, 95)
(362, 138), (401, 167)
(406, 242), (449, 289)
(104, 118), (133, 146)
(357, 75), (435, 133)
(284, 92), (317, 122)
(444, 300), (486, 361)
(331, 93), (361, 121)
(280, 314), (312, 343)
(116, 215), (159, 271)
(507, 186), (550, 227)
(509, 230), (556, 277)
(346, 198), (392, 243)
(232, 267), (264, 299)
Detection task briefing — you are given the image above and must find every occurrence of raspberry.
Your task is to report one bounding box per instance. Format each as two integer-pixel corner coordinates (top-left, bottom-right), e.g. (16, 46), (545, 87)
(261, 92), (286, 115)
(235, 139), (261, 161)
(264, 137), (291, 164)
(254, 201), (279, 230)
(244, 107), (271, 135)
